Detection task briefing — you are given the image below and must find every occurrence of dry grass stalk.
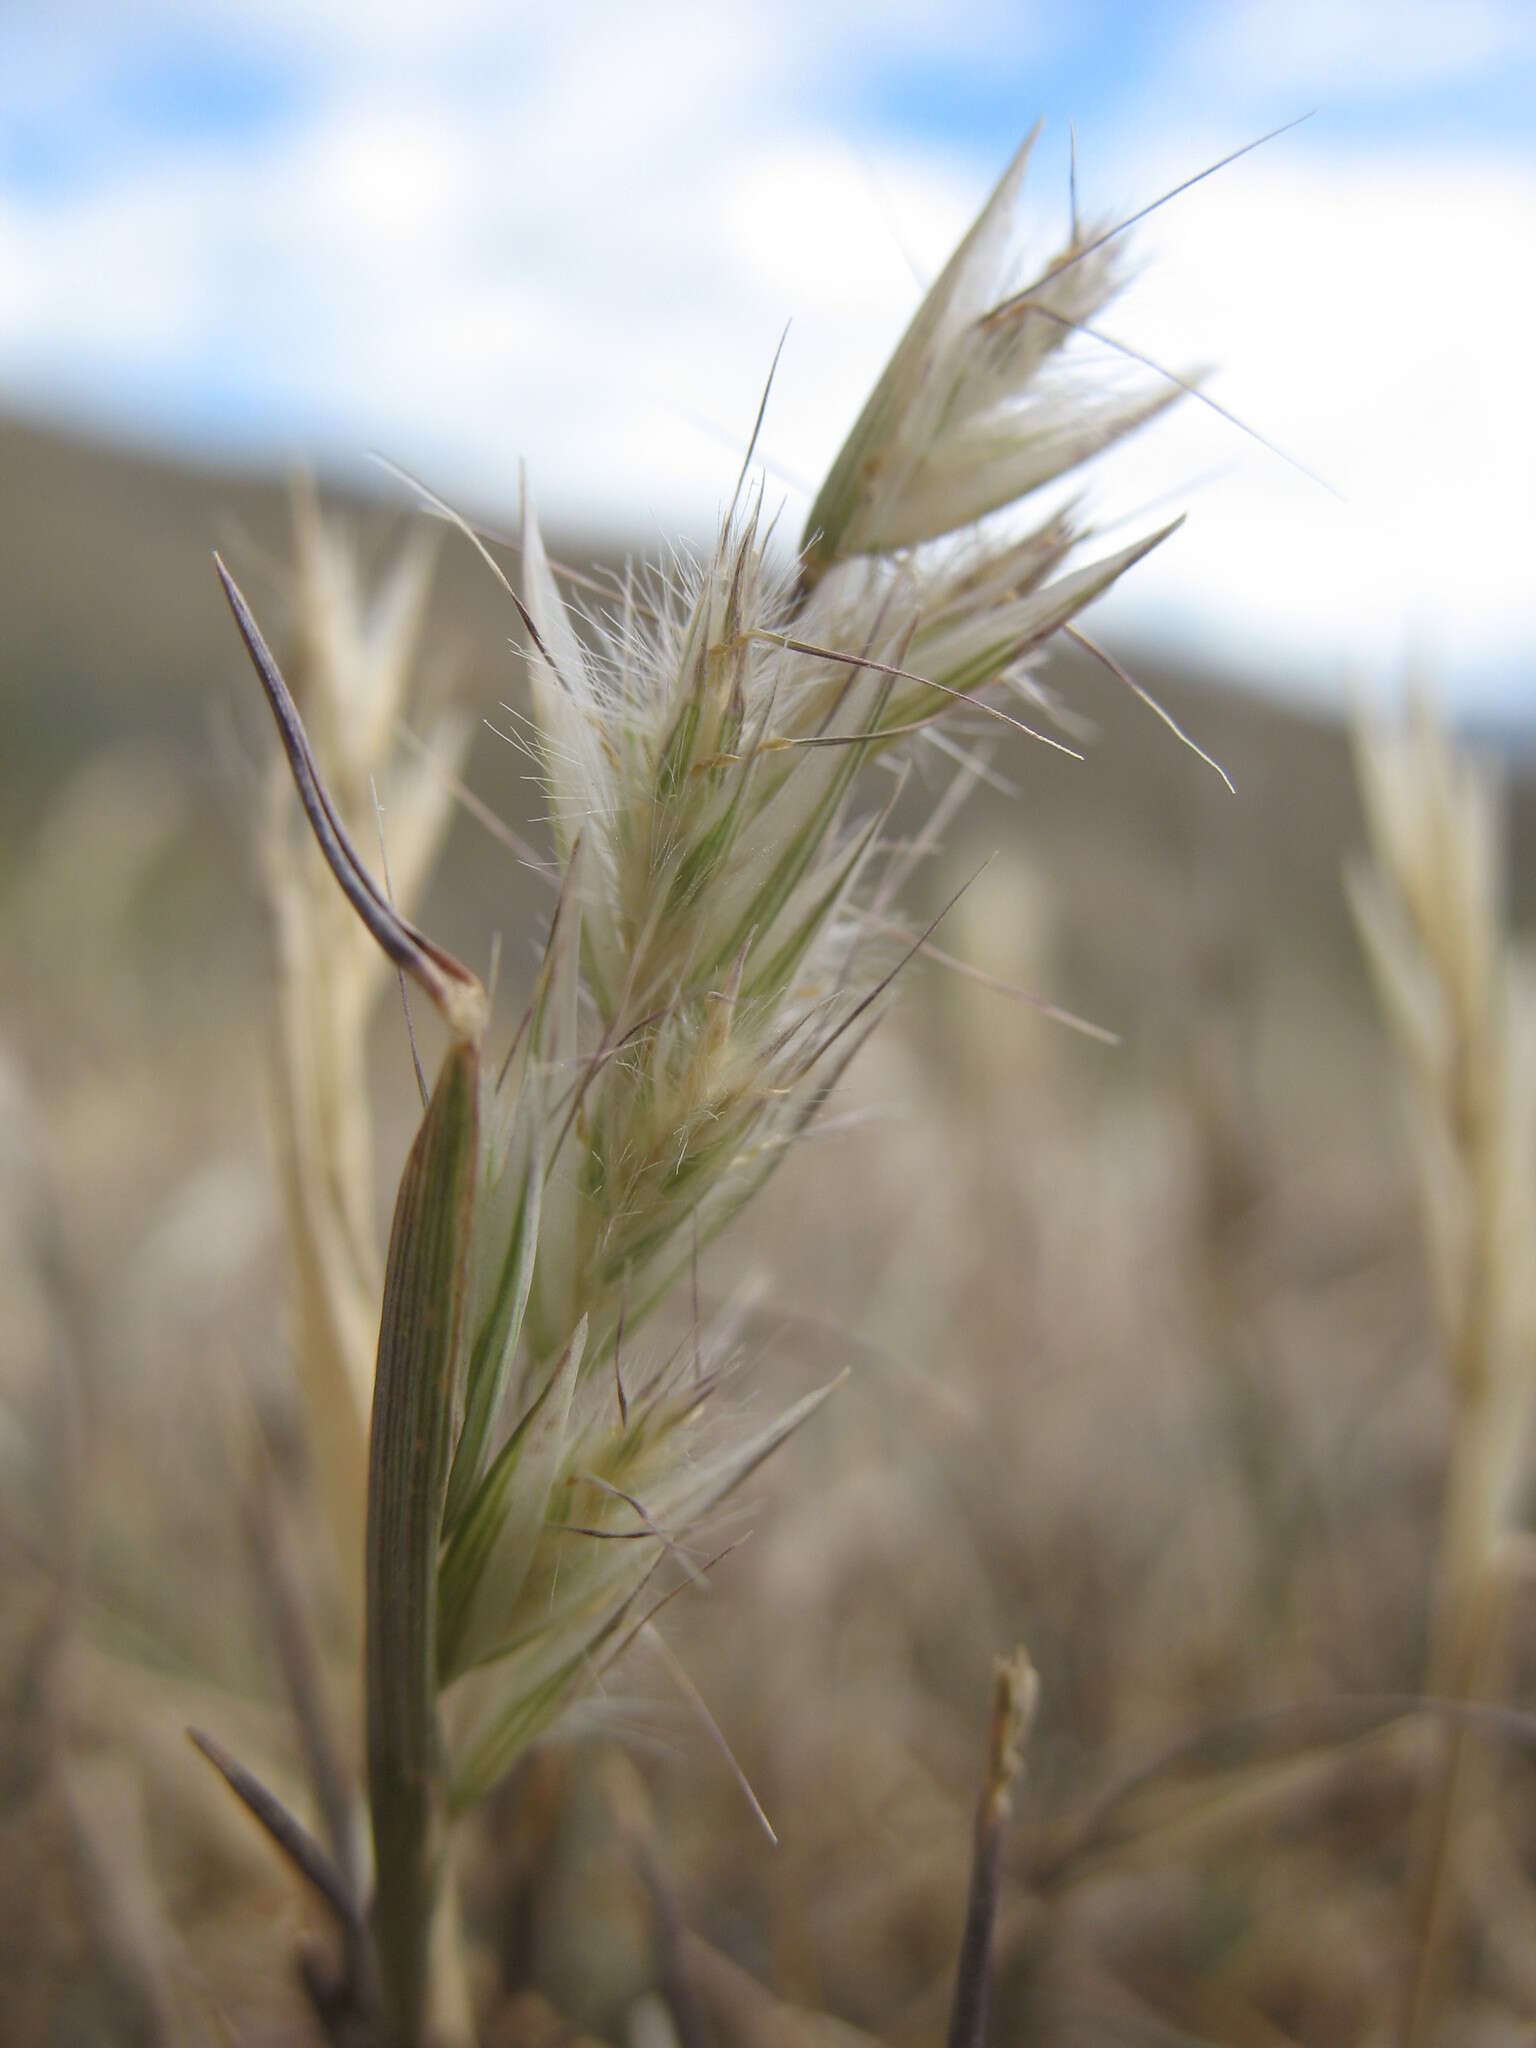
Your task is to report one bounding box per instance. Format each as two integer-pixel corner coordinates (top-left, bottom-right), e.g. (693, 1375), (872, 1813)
(1347, 692), (1536, 2041)
(948, 1647), (1039, 2048)
(261, 485), (470, 1615)
(1348, 697), (1535, 1684)
(209, 129), (1208, 2042)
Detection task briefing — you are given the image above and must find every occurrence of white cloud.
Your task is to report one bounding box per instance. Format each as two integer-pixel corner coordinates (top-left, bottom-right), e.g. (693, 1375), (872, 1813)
(1078, 142), (1536, 702)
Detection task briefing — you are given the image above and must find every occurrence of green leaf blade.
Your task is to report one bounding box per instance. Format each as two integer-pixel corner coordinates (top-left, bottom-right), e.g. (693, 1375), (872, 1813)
(364, 1038), (479, 2039)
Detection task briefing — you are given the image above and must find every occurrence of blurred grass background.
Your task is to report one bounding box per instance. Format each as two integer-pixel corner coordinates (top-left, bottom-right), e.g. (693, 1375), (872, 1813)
(4, 406), (1536, 2043)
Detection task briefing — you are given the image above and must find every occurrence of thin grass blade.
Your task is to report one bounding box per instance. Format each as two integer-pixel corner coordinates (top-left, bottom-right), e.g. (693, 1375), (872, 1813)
(365, 1038), (479, 2038)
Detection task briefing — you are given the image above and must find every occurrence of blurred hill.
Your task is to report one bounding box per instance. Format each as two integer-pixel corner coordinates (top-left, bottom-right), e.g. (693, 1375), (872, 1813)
(3, 399), (1531, 1102)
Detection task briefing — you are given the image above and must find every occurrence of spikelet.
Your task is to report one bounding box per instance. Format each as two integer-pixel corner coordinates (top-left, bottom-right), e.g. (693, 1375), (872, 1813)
(801, 126), (1183, 580)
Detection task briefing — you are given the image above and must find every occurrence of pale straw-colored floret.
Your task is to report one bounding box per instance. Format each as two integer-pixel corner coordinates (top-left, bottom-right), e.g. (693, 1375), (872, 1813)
(800, 124), (1183, 578)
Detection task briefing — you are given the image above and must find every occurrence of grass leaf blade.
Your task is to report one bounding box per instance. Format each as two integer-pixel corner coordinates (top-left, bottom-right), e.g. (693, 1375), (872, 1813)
(365, 1039), (479, 2037)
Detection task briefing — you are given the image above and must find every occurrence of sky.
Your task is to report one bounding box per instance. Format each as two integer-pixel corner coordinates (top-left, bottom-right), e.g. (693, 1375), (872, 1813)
(2, 1), (1533, 717)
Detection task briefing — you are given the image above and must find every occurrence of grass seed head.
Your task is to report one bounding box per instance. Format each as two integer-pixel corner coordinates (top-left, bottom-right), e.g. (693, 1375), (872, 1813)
(431, 132), (1200, 1789)
(235, 132), (1201, 1843)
